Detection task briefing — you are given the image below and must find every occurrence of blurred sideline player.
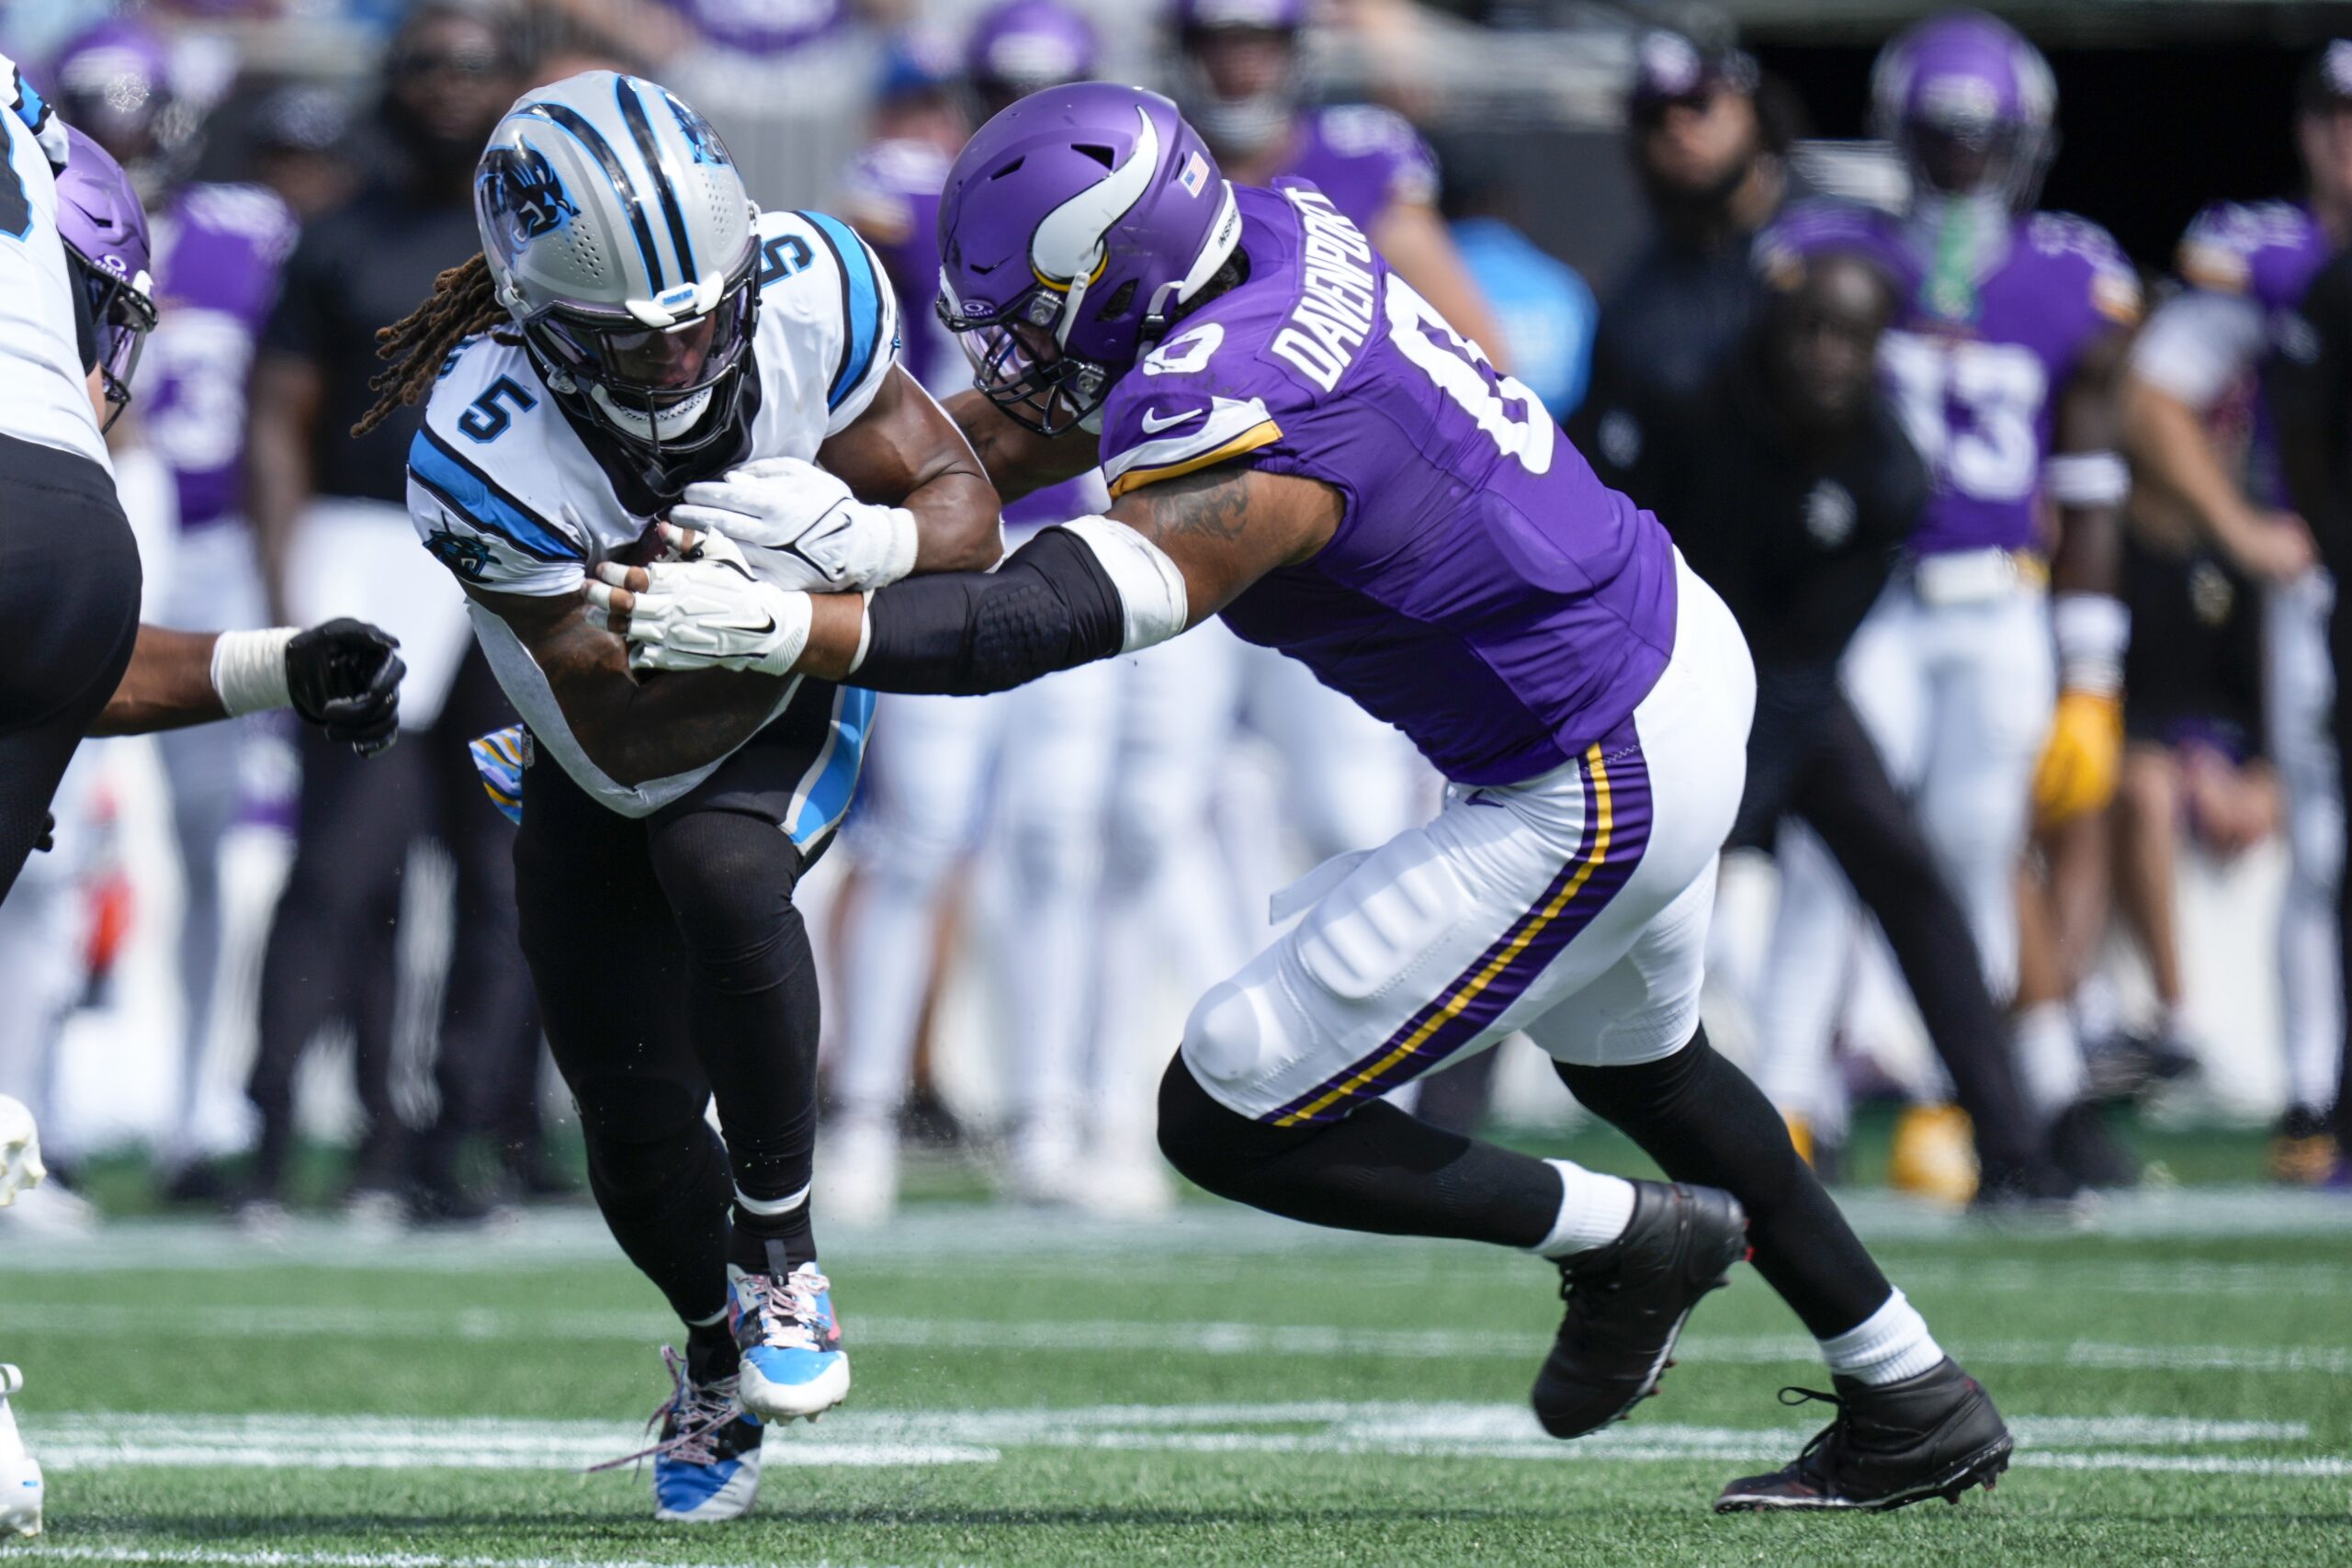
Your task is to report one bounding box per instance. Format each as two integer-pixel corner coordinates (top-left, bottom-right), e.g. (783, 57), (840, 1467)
(367, 71), (999, 1518)
(1171, 0), (1459, 913)
(0, 74), (405, 1199)
(49, 19), (311, 1198)
(1750, 12), (2141, 1200)
(829, 2), (1134, 1219)
(2120, 43), (2351, 1180)
(603, 80), (2018, 1512)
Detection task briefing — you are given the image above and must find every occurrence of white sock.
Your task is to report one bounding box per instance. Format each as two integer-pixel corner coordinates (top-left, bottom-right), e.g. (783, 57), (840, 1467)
(1532, 1159), (1638, 1258)
(1818, 1289), (1945, 1386)
(2013, 1000), (2085, 1121)
(733, 1182), (809, 1220)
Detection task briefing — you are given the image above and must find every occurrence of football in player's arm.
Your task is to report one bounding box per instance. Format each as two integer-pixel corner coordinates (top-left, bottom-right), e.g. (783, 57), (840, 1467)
(472, 361), (995, 787)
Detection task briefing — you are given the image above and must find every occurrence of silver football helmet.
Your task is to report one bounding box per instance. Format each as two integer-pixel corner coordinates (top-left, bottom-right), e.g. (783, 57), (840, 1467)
(474, 71), (760, 484)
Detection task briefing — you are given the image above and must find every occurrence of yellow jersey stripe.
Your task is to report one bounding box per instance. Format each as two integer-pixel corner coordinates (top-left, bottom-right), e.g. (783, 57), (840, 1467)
(1273, 744), (1614, 1127)
(1105, 420), (1283, 499)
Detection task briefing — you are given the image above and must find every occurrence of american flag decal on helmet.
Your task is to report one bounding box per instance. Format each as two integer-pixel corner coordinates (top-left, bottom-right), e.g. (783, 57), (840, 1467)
(1179, 151), (1210, 197)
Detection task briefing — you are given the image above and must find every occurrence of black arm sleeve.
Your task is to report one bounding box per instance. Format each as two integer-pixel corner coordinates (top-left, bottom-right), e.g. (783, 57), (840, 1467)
(855, 525), (1127, 696)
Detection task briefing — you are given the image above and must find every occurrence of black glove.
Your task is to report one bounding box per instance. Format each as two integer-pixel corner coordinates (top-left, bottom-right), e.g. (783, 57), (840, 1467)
(287, 618), (405, 758)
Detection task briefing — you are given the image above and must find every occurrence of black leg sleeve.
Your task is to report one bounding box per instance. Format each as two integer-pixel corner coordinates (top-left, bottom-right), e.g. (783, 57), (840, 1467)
(646, 807), (822, 1276)
(1157, 1054), (1564, 1247)
(1555, 1029), (1892, 1339)
(516, 756), (729, 1326)
(1794, 693), (2044, 1174)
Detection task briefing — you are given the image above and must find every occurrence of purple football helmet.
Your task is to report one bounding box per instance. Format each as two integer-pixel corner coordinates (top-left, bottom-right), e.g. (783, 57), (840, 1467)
(1870, 10), (2056, 210)
(54, 125), (158, 432)
(1173, 0), (1309, 160)
(50, 18), (198, 201)
(937, 84), (1242, 435)
(966, 1), (1099, 121)
(1753, 200), (1924, 302)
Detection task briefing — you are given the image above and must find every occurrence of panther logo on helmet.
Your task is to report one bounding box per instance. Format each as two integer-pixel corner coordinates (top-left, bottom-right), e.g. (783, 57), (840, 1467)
(481, 143), (578, 245)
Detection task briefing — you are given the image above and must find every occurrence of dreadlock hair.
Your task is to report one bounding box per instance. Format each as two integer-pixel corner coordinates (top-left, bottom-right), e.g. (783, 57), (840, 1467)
(352, 252), (524, 437)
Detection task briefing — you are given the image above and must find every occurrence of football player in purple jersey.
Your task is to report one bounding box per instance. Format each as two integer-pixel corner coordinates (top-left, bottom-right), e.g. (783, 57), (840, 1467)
(49, 18), (316, 1198)
(594, 82), (2017, 1512)
(1749, 12), (2144, 1201)
(2124, 44), (2352, 1181)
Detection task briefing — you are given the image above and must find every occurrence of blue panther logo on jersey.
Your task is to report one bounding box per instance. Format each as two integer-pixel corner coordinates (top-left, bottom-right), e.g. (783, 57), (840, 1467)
(481, 144), (578, 245)
(424, 524), (498, 582)
(667, 94), (731, 168)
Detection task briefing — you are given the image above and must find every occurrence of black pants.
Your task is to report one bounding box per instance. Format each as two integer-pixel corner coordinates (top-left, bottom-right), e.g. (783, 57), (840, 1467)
(513, 700), (842, 1325)
(2326, 600), (2352, 1145)
(248, 645), (538, 1196)
(413, 649), (546, 1191)
(0, 436), (141, 904)
(1739, 670), (2042, 1176)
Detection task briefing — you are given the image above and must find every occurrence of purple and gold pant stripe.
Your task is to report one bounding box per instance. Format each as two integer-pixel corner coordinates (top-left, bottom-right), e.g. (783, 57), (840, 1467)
(1266, 727), (1654, 1127)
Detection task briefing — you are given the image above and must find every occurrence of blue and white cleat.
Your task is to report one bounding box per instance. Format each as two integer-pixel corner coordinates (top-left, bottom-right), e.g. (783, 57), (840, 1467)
(601, 1348), (763, 1523)
(729, 1260), (851, 1423)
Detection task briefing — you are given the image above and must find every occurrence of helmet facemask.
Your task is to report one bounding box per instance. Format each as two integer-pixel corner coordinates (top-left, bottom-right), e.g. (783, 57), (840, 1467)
(67, 251), (157, 433)
(940, 284), (1120, 436)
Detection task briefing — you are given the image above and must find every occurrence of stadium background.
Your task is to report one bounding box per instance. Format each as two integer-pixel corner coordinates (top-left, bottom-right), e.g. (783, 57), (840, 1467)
(4, 2), (2352, 1562)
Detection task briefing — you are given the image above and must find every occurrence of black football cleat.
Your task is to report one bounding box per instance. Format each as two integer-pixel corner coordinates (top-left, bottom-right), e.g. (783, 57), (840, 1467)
(1531, 1179), (1747, 1439)
(1713, 1357), (2012, 1512)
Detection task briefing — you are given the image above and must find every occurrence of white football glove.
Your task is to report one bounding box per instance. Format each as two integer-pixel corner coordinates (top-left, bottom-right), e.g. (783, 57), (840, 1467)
(592, 549), (814, 677)
(0, 1095), (45, 1209)
(670, 457), (919, 592)
(3, 55), (70, 173)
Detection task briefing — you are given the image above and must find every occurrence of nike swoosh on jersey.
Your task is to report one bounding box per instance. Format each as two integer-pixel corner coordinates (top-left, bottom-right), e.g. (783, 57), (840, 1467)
(1140, 407), (1205, 434)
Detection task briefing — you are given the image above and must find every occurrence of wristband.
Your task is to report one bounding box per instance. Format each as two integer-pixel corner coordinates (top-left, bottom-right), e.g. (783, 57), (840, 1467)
(2052, 592), (2130, 695)
(210, 627), (297, 716)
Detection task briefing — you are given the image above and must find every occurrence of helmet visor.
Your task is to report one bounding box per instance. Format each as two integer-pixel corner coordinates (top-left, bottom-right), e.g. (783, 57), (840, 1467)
(942, 288), (1106, 436)
(538, 285), (755, 405)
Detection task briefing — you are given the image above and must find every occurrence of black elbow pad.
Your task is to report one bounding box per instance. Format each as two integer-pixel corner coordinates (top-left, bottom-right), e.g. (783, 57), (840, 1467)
(859, 525), (1126, 695)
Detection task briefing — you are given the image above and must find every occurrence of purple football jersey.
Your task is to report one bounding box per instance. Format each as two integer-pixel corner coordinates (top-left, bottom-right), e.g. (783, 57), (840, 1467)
(1275, 106), (1439, 233)
(141, 183), (298, 530)
(1095, 181), (1678, 786)
(1871, 209), (2141, 557)
(2177, 200), (2332, 505)
(842, 137), (957, 396)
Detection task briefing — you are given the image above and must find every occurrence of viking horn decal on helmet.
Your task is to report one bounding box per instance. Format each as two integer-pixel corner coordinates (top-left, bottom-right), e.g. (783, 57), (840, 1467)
(1029, 105), (1160, 341)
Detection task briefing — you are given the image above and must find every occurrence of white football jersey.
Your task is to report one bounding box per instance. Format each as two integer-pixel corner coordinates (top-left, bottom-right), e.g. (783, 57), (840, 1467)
(407, 207), (899, 818)
(0, 108), (110, 471)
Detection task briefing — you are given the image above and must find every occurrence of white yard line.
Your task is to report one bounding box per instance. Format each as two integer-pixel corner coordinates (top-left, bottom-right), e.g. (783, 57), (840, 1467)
(6, 1188), (2351, 1275)
(10, 1303), (2349, 1376)
(19, 1406), (2337, 1480)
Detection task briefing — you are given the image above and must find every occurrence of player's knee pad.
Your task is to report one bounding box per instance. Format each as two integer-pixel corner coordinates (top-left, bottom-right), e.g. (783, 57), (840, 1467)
(583, 1118), (727, 1210)
(1176, 975), (1289, 1113)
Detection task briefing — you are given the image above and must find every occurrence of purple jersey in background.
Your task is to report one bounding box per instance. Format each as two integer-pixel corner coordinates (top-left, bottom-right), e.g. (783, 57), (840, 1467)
(1275, 105), (1439, 233)
(1095, 182), (1676, 785)
(141, 182), (299, 531)
(2177, 199), (2333, 505)
(842, 137), (957, 394)
(1863, 208), (2141, 558)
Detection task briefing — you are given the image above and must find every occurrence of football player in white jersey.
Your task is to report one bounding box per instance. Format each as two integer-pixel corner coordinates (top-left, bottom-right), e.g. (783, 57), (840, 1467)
(356, 72), (998, 1522)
